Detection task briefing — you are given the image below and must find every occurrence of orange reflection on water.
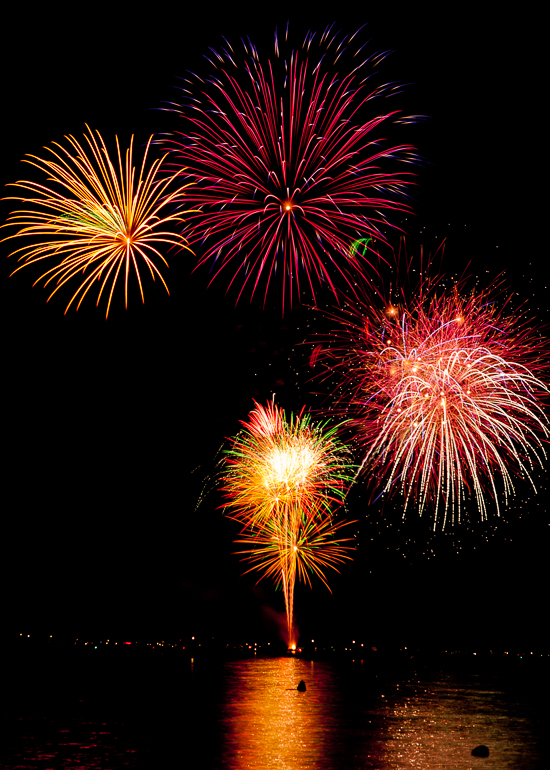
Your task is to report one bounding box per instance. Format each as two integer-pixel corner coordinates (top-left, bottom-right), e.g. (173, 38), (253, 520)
(376, 677), (534, 769)
(216, 661), (542, 770)
(219, 657), (335, 769)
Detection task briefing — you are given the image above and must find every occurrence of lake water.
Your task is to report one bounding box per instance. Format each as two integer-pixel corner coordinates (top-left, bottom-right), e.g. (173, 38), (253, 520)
(1, 653), (547, 768)
(213, 657), (545, 769)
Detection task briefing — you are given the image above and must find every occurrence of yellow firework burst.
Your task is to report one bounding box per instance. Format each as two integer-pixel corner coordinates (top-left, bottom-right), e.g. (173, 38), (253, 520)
(2, 125), (194, 317)
(222, 400), (356, 645)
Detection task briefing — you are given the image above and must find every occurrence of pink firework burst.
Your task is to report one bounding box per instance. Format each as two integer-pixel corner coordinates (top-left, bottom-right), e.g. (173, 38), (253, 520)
(162, 24), (419, 310)
(313, 269), (549, 527)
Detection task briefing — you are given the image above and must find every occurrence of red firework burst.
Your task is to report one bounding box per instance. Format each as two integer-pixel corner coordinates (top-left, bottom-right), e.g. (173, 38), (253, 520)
(312, 264), (549, 527)
(162, 24), (419, 309)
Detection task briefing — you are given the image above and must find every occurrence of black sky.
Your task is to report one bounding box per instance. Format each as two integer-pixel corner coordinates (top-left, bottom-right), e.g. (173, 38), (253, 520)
(2, 3), (547, 649)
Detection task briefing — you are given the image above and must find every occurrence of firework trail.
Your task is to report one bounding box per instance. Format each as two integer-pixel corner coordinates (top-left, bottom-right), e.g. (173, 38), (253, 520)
(221, 400), (355, 645)
(313, 267), (549, 527)
(2, 126), (194, 317)
(162, 24), (418, 310)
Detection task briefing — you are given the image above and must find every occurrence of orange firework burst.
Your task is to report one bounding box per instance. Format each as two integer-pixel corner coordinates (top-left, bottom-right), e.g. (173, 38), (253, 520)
(2, 126), (194, 317)
(222, 401), (355, 645)
(315, 275), (549, 527)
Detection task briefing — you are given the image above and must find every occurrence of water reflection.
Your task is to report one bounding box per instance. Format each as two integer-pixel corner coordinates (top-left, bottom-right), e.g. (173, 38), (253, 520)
(218, 660), (543, 770)
(218, 657), (337, 769)
(375, 675), (542, 769)
(4, 658), (542, 768)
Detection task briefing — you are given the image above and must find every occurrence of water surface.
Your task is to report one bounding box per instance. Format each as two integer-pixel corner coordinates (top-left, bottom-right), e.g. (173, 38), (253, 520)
(1, 653), (546, 768)
(214, 657), (545, 769)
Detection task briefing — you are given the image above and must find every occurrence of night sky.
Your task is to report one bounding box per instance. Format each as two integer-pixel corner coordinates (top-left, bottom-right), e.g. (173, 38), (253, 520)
(2, 4), (547, 651)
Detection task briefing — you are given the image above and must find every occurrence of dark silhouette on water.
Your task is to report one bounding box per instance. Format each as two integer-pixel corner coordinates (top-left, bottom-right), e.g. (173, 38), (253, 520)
(471, 745), (490, 757)
(297, 680), (306, 692)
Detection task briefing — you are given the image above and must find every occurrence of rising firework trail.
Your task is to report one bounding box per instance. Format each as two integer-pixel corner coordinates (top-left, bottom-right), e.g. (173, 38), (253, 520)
(2, 126), (194, 317)
(162, 24), (419, 310)
(221, 400), (355, 645)
(313, 264), (549, 527)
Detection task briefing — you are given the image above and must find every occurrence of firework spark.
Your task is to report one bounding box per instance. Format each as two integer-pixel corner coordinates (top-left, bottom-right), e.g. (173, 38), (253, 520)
(314, 274), (549, 527)
(2, 126), (194, 317)
(162, 25), (418, 309)
(221, 400), (355, 645)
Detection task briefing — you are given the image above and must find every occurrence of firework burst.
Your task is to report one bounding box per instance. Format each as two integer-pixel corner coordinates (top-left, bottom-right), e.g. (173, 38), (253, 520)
(221, 400), (355, 645)
(162, 24), (418, 309)
(2, 126), (194, 317)
(313, 272), (549, 527)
